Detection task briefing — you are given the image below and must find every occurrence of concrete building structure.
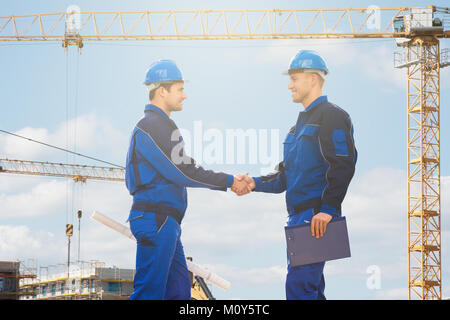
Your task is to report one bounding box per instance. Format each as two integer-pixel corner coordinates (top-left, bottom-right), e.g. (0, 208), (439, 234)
(19, 261), (134, 300)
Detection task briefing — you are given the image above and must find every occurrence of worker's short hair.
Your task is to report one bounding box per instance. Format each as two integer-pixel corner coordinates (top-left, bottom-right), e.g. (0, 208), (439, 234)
(288, 68), (325, 87)
(148, 80), (184, 101)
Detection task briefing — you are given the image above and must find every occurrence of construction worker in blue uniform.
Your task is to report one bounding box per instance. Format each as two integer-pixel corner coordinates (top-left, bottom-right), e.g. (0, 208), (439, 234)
(238, 50), (357, 300)
(125, 59), (250, 300)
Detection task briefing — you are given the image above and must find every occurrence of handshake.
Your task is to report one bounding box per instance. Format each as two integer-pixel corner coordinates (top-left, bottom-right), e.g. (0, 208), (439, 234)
(231, 174), (255, 196)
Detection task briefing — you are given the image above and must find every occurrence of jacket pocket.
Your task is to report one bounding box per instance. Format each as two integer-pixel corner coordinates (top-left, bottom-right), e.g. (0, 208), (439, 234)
(297, 124), (319, 139)
(283, 133), (296, 169)
(332, 129), (349, 156)
(296, 125), (320, 167)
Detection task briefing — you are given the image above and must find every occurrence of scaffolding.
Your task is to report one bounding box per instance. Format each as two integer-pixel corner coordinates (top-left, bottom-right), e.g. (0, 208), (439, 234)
(0, 260), (36, 299)
(19, 260), (134, 300)
(16, 258), (216, 300)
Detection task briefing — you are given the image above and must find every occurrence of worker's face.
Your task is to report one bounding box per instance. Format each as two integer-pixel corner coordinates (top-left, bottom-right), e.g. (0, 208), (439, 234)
(288, 72), (313, 104)
(163, 82), (187, 112)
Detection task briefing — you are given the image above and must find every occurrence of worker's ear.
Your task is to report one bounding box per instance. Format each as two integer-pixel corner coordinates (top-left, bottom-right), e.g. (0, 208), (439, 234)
(317, 73), (325, 88)
(312, 73), (323, 88)
(161, 85), (173, 98)
(156, 85), (166, 98)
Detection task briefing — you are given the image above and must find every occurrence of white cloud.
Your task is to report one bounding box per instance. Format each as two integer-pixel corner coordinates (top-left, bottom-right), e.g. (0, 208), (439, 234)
(0, 112), (128, 164)
(358, 44), (405, 89)
(0, 225), (61, 262)
(0, 171), (134, 267)
(344, 167), (406, 245)
(1, 127), (50, 159)
(80, 220), (135, 269)
(182, 189), (286, 257)
(54, 180), (134, 267)
(0, 221), (135, 272)
(201, 263), (286, 287)
(0, 178), (67, 219)
(0, 175), (131, 221)
(372, 287), (408, 300)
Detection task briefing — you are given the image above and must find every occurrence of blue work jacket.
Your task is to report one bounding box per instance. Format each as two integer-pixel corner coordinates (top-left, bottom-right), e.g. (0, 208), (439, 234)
(253, 96), (357, 216)
(125, 104), (234, 222)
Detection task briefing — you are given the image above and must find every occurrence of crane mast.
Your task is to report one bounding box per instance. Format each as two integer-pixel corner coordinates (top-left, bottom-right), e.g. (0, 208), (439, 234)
(399, 36), (443, 300)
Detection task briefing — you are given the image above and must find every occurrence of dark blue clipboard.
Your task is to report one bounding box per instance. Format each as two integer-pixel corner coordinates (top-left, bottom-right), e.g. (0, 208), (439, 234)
(284, 216), (351, 267)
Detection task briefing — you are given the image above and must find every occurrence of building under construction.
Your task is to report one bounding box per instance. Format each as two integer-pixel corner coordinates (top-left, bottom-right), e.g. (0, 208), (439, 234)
(19, 260), (133, 300)
(0, 260), (214, 300)
(0, 261), (35, 300)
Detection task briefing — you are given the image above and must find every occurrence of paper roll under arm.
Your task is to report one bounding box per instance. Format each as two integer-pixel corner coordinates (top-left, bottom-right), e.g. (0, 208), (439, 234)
(91, 211), (135, 240)
(186, 260), (230, 290)
(90, 211), (230, 290)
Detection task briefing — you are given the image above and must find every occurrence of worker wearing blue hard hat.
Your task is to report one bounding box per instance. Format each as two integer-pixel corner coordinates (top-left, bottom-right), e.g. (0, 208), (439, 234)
(237, 50), (357, 300)
(143, 59), (185, 88)
(125, 59), (251, 300)
(283, 49), (329, 77)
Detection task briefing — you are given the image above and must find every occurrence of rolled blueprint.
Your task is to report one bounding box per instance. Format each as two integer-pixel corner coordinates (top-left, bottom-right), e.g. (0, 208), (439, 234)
(91, 210), (134, 240)
(185, 260), (230, 290)
(91, 210), (230, 290)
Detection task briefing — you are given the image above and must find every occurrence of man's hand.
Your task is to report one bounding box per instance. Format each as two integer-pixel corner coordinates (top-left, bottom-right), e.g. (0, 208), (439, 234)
(231, 174), (255, 196)
(240, 174), (255, 190)
(311, 212), (333, 238)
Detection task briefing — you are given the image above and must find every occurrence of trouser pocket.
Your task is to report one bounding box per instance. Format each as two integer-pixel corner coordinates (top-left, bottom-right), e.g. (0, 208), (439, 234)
(130, 212), (158, 247)
(287, 208), (314, 226)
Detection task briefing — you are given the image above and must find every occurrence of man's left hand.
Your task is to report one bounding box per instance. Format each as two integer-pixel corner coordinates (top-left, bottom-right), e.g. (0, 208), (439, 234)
(311, 212), (333, 238)
(231, 175), (252, 196)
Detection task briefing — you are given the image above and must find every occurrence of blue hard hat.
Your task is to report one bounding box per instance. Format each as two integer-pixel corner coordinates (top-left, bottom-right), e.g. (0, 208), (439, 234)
(143, 59), (185, 85)
(283, 50), (329, 75)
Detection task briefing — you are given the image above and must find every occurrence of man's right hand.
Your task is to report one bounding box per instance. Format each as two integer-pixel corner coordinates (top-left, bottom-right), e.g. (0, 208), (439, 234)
(231, 174), (255, 196)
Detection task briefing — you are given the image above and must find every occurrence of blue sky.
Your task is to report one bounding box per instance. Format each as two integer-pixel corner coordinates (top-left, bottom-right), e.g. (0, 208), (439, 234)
(1, 0), (450, 300)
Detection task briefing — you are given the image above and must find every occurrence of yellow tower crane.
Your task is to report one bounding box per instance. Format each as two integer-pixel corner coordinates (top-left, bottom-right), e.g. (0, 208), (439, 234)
(1, 6), (449, 299)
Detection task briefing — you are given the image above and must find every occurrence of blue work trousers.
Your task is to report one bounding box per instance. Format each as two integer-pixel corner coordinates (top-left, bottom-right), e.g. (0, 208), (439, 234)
(285, 208), (327, 300)
(129, 211), (191, 300)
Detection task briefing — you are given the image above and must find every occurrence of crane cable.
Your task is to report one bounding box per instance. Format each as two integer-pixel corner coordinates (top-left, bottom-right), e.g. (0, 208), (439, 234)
(0, 128), (124, 168)
(66, 45), (70, 231)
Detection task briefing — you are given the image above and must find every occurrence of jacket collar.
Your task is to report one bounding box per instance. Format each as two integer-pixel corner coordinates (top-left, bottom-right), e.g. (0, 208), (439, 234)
(304, 95), (328, 113)
(294, 95), (328, 132)
(144, 104), (170, 119)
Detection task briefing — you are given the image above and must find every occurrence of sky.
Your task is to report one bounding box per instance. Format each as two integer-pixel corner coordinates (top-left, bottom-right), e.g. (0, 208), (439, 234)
(1, 0), (450, 300)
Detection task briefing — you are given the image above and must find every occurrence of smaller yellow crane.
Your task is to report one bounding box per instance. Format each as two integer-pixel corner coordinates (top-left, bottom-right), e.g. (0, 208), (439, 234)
(0, 158), (124, 182)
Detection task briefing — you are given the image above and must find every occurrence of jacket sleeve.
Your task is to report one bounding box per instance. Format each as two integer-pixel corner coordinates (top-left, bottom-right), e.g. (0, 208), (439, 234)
(134, 123), (234, 191)
(318, 109), (357, 215)
(252, 161), (287, 194)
